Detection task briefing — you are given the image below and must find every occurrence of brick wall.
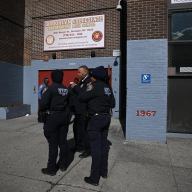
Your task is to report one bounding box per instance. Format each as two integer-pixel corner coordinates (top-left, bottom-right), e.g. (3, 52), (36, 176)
(127, 0), (168, 40)
(24, 0), (168, 64)
(26, 0), (120, 63)
(126, 39), (168, 143)
(24, 0), (33, 66)
(0, 0), (25, 65)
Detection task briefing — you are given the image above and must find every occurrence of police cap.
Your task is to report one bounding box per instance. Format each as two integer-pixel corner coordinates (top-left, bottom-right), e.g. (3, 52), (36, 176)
(51, 70), (63, 83)
(91, 66), (107, 81)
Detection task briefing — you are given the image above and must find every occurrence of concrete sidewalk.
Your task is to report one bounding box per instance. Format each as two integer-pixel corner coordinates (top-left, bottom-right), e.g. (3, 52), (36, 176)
(0, 115), (192, 192)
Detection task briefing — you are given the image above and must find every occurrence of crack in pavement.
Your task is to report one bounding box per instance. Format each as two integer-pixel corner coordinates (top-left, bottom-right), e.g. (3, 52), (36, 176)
(0, 171), (55, 186)
(167, 143), (179, 192)
(52, 183), (100, 192)
(47, 184), (101, 192)
(0, 157), (83, 190)
(46, 158), (84, 192)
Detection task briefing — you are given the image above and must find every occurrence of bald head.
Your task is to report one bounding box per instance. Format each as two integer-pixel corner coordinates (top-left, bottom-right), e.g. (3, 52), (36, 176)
(77, 65), (89, 80)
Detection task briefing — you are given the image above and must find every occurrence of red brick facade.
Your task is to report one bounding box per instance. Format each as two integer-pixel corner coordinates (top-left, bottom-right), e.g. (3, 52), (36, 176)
(0, 0), (25, 65)
(127, 0), (167, 40)
(27, 0), (120, 62)
(23, 0), (168, 65)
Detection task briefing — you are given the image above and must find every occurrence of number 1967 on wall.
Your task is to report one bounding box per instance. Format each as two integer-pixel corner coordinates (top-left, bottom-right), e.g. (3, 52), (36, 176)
(136, 110), (156, 117)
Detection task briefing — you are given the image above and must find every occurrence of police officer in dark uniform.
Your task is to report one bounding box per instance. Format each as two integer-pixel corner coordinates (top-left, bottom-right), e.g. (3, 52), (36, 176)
(70, 65), (92, 158)
(79, 66), (115, 186)
(39, 70), (69, 176)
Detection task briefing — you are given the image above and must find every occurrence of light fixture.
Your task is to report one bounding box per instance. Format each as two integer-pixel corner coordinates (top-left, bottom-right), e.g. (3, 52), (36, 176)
(113, 57), (119, 66)
(116, 0), (122, 11)
(52, 53), (56, 59)
(91, 51), (96, 57)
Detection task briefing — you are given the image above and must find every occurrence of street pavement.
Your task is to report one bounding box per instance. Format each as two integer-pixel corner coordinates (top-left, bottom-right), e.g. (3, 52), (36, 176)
(0, 114), (192, 192)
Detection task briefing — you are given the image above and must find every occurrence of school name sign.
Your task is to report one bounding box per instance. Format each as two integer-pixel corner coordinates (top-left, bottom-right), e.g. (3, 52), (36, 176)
(44, 15), (105, 51)
(171, 0), (192, 4)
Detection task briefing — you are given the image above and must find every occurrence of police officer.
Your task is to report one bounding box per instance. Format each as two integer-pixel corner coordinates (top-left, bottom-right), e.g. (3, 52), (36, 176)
(39, 70), (69, 176)
(79, 66), (115, 186)
(70, 65), (92, 158)
(38, 77), (49, 123)
(38, 77), (49, 100)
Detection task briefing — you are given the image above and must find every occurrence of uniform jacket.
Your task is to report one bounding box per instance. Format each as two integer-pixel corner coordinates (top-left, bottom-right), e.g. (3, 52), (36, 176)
(79, 80), (115, 116)
(69, 75), (92, 115)
(39, 82), (69, 112)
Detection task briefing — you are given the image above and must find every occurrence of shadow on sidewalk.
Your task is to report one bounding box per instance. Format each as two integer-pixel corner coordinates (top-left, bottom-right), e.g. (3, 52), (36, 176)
(64, 138), (112, 169)
(65, 138), (75, 168)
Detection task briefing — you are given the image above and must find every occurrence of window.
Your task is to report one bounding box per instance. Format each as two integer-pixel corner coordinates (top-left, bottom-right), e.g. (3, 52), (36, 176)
(171, 12), (192, 41)
(169, 44), (192, 67)
(169, 11), (192, 69)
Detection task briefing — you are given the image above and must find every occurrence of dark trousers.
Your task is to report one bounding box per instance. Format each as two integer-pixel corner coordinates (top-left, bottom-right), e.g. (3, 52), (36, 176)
(73, 114), (90, 151)
(87, 114), (111, 183)
(43, 112), (69, 171)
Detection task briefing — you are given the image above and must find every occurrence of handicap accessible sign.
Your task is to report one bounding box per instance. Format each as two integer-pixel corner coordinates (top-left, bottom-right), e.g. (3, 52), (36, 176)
(141, 74), (151, 83)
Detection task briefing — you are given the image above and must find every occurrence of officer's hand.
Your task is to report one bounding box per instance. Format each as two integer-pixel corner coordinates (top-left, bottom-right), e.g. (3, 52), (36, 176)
(70, 82), (77, 88)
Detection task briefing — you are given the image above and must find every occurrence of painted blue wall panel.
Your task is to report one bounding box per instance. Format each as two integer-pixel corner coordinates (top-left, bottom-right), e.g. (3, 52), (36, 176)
(23, 57), (119, 117)
(0, 61), (23, 105)
(0, 108), (6, 119)
(126, 39), (168, 143)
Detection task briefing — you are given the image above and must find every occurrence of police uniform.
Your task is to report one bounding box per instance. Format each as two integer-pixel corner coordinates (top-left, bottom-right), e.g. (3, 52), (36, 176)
(39, 70), (69, 176)
(79, 66), (115, 185)
(70, 75), (92, 155)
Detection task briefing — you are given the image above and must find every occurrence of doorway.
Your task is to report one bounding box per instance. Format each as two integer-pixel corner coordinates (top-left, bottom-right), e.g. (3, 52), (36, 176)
(38, 69), (78, 87)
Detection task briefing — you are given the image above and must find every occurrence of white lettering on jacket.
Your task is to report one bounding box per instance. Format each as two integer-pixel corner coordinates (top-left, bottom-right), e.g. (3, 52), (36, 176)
(58, 88), (68, 96)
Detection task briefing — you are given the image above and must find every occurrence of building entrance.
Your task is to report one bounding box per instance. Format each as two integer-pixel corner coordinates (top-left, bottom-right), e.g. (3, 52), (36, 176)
(38, 69), (77, 87)
(168, 7), (192, 133)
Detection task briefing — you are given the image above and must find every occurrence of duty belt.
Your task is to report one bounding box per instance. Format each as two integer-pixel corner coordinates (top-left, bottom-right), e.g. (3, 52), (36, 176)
(49, 110), (65, 114)
(93, 113), (110, 116)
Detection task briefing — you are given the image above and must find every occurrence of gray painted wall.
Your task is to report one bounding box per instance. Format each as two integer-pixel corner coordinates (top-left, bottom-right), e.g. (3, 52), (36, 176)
(0, 105), (30, 119)
(23, 57), (119, 117)
(0, 61), (23, 105)
(126, 39), (168, 143)
(0, 108), (6, 119)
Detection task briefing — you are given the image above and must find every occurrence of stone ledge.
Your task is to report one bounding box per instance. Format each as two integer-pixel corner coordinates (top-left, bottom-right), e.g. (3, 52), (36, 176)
(0, 104), (31, 120)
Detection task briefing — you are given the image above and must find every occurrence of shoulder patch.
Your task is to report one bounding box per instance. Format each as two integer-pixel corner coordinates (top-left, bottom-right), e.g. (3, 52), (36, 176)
(86, 82), (93, 91)
(58, 88), (68, 96)
(104, 87), (111, 96)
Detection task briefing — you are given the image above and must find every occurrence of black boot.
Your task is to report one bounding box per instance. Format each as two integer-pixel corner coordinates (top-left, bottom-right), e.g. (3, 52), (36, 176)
(57, 161), (68, 172)
(101, 174), (107, 179)
(59, 165), (67, 172)
(41, 168), (56, 176)
(71, 147), (84, 153)
(79, 151), (90, 158)
(84, 177), (99, 186)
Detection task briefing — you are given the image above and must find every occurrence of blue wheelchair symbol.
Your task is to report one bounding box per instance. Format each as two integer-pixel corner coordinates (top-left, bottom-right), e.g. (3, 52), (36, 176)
(141, 74), (151, 83)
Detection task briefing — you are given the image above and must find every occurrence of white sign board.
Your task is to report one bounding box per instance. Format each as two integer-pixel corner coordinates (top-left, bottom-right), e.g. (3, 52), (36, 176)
(44, 15), (105, 51)
(113, 50), (120, 57)
(171, 0), (192, 4)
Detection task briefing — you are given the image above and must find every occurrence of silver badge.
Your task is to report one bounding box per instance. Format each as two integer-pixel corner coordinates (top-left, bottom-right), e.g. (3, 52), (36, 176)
(86, 82), (93, 91)
(104, 87), (111, 96)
